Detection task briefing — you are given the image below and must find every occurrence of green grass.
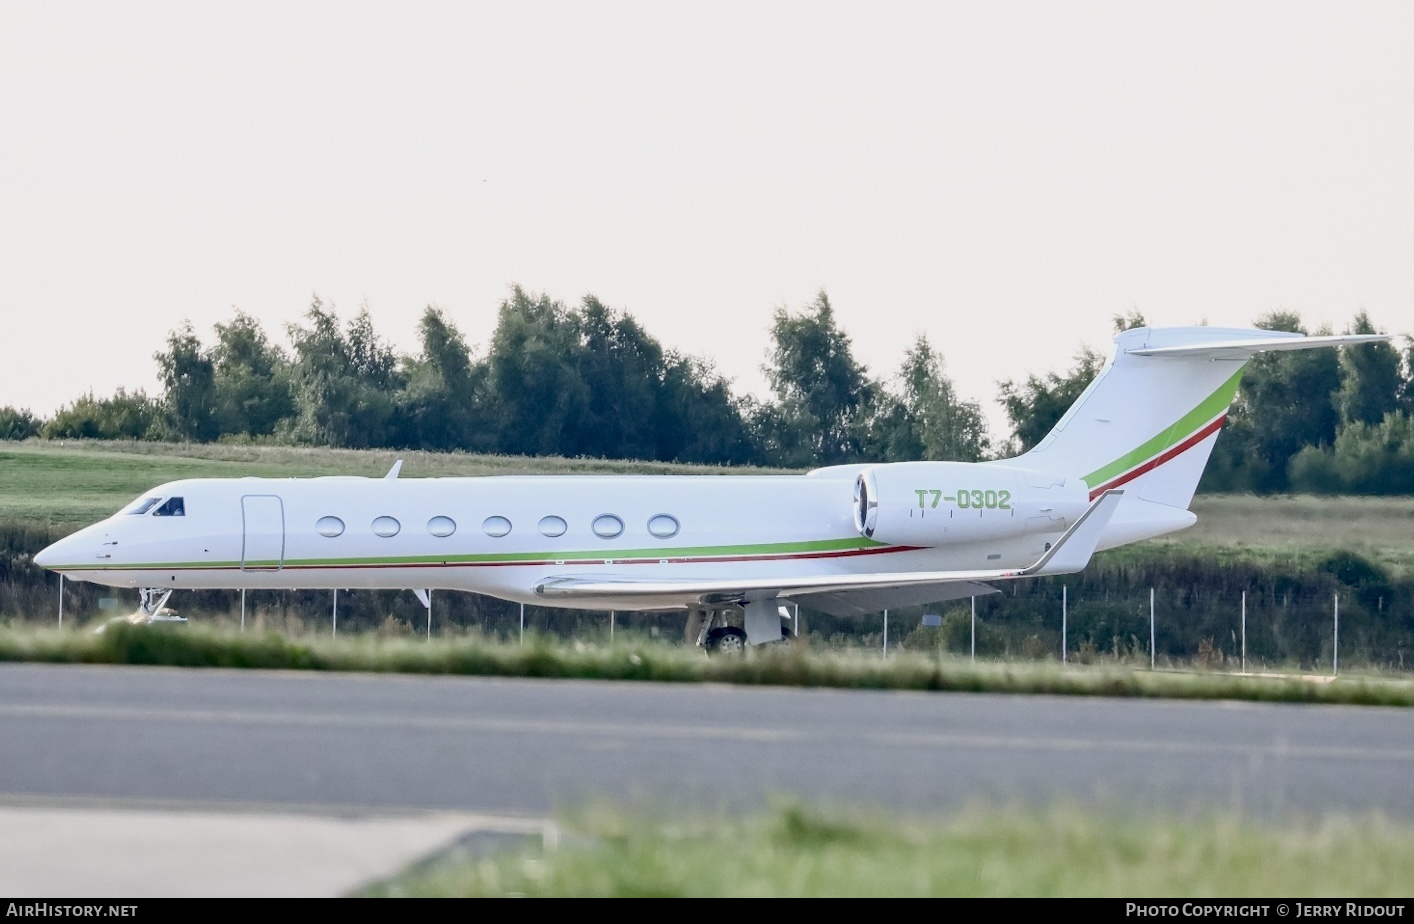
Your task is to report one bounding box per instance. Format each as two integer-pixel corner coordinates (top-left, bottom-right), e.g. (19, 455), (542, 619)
(1174, 494), (1414, 574)
(3, 624), (1412, 707)
(365, 801), (1414, 896)
(0, 439), (791, 527)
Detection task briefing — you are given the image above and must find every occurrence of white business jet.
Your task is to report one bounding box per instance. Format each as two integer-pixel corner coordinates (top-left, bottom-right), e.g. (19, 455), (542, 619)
(35, 326), (1388, 650)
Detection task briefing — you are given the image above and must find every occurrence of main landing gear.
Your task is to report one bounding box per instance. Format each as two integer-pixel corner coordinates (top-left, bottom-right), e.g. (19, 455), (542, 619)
(704, 625), (748, 654)
(691, 605), (793, 655)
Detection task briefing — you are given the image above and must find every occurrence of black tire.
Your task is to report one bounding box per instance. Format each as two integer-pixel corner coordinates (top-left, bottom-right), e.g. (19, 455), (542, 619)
(704, 626), (748, 655)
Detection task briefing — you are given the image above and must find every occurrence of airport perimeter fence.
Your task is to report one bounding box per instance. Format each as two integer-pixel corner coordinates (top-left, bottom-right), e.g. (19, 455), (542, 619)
(863, 583), (1414, 675)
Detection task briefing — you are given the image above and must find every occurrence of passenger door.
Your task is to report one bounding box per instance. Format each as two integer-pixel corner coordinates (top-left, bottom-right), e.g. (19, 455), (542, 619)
(241, 495), (285, 571)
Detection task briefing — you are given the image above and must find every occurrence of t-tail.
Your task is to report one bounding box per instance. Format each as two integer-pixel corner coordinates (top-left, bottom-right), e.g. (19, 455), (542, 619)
(1007, 326), (1389, 549)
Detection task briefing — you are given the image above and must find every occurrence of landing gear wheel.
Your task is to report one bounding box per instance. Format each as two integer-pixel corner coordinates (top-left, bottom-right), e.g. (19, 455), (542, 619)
(704, 626), (747, 655)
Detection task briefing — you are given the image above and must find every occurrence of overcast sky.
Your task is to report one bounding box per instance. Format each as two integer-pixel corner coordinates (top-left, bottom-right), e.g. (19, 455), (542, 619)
(2, 1), (1410, 440)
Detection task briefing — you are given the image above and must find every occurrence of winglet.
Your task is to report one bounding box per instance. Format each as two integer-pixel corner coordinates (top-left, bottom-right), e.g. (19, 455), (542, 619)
(1018, 489), (1124, 577)
(385, 460), (403, 480)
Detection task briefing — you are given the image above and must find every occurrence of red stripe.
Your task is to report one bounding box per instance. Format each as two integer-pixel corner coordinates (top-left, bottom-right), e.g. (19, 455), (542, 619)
(1089, 414), (1227, 499)
(282, 543), (924, 571)
(71, 543), (926, 575)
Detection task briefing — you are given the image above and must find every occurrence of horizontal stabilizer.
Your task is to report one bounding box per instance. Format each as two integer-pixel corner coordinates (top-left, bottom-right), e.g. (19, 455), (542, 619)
(1128, 333), (1390, 361)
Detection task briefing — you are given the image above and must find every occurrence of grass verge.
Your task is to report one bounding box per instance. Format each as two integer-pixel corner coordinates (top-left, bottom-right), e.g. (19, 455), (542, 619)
(364, 800), (1414, 897)
(2, 624), (1412, 707)
(0, 439), (789, 527)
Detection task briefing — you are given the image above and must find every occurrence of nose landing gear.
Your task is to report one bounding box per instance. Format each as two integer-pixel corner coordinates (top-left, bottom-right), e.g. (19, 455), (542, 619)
(94, 588), (186, 633)
(135, 588), (185, 623)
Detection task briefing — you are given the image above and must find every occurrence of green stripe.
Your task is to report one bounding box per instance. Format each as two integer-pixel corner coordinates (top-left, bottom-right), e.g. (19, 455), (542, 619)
(59, 535), (887, 573)
(1083, 368), (1244, 488)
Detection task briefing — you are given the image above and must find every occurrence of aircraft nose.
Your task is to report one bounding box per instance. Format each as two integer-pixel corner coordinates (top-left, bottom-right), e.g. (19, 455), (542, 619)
(34, 533), (81, 570)
(34, 541), (59, 569)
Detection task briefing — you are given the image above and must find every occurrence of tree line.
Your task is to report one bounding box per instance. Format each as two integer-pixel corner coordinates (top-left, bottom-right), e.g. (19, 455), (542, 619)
(2, 289), (1411, 492)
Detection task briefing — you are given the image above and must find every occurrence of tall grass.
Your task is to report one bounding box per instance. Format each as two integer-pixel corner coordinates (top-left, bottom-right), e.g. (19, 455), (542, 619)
(3, 624), (1412, 706)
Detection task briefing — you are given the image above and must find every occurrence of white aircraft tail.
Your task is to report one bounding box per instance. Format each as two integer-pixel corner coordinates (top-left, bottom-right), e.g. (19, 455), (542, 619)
(1012, 326), (1388, 512)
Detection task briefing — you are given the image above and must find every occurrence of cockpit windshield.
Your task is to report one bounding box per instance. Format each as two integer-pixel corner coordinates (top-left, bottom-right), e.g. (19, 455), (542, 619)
(123, 497), (163, 516)
(153, 497), (185, 517)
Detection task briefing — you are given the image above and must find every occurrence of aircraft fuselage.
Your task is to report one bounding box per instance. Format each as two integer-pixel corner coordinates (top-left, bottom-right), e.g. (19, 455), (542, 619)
(37, 469), (1087, 611)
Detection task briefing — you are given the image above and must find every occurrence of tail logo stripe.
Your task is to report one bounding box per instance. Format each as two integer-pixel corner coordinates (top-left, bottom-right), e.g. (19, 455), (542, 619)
(1087, 414), (1227, 499)
(1081, 368), (1244, 490)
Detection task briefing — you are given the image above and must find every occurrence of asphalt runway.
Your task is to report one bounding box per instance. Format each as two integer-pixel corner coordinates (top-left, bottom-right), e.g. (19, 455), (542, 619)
(3, 662), (1413, 895)
(4, 662), (1414, 818)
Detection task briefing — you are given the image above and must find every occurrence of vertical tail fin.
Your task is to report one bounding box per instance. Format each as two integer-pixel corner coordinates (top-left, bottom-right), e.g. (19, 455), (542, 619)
(1012, 326), (1389, 510)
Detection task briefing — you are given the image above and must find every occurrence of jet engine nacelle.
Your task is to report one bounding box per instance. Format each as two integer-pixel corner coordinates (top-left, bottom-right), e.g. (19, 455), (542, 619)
(853, 461), (1089, 547)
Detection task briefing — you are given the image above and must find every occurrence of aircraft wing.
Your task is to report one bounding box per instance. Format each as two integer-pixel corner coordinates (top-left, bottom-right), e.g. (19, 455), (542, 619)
(791, 581), (999, 618)
(533, 490), (1124, 606)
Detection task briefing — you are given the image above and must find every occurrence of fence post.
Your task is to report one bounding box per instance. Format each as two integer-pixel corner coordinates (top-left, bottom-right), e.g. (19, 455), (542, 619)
(240, 589), (246, 632)
(1240, 590), (1246, 673)
(970, 596), (976, 662)
(882, 609), (888, 658)
(520, 602), (525, 646)
(1333, 593), (1339, 676)
(58, 574), (64, 628)
(1062, 586), (1067, 663)
(332, 589), (338, 638)
(1150, 587), (1156, 670)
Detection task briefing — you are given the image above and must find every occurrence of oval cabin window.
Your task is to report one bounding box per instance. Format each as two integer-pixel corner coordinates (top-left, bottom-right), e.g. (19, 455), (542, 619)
(538, 515), (567, 538)
(316, 516), (345, 538)
(483, 516), (512, 538)
(371, 516), (400, 538)
(647, 514), (679, 539)
(427, 516), (456, 538)
(592, 514), (624, 539)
